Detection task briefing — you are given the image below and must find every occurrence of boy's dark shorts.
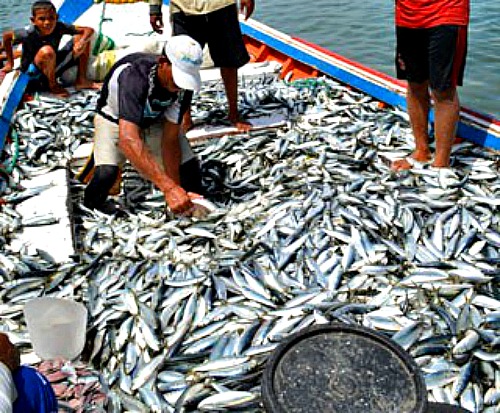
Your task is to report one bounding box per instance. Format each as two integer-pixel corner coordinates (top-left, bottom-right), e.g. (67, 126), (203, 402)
(396, 25), (468, 91)
(172, 4), (250, 68)
(26, 40), (75, 93)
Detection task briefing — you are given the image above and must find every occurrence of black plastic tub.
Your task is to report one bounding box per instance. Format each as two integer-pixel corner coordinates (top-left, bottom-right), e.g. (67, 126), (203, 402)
(261, 323), (428, 413)
(427, 402), (471, 413)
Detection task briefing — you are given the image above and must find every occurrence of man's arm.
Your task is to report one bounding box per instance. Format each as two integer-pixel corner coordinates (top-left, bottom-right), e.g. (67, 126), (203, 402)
(73, 26), (94, 57)
(118, 119), (193, 214)
(2, 31), (15, 73)
(149, 0), (164, 34)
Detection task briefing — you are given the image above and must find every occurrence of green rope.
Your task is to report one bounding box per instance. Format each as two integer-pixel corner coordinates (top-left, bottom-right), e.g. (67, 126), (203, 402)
(92, 1), (108, 56)
(286, 78), (332, 90)
(0, 128), (20, 176)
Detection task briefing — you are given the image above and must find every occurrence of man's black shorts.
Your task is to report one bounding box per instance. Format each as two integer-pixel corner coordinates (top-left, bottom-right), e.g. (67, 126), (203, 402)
(172, 4), (249, 69)
(396, 25), (468, 91)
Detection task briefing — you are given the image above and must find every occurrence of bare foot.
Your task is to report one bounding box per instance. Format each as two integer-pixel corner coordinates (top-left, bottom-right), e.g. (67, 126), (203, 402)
(75, 79), (102, 91)
(229, 116), (252, 132)
(50, 85), (70, 98)
(391, 150), (432, 171)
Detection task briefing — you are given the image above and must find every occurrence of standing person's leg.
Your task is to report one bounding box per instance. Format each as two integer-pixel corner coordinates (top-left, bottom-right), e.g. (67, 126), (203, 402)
(428, 25), (467, 168)
(206, 5), (251, 131)
(392, 27), (432, 170)
(171, 12), (207, 132)
(431, 87), (459, 167)
(220, 67), (250, 130)
(392, 80), (433, 170)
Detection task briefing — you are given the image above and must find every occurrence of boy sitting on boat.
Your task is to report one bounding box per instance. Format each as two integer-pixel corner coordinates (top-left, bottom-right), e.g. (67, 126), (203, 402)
(1, 0), (98, 97)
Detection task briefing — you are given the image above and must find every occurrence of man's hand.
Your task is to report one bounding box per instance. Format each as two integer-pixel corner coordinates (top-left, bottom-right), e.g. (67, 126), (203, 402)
(150, 13), (164, 34)
(164, 185), (194, 215)
(189, 193), (213, 218)
(240, 0), (255, 20)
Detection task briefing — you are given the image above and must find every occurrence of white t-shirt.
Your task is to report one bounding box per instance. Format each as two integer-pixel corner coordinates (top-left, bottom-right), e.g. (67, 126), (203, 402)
(0, 362), (16, 413)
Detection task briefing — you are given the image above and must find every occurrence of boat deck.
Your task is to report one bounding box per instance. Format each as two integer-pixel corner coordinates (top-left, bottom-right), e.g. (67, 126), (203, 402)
(1, 2), (498, 412)
(5, 58), (290, 266)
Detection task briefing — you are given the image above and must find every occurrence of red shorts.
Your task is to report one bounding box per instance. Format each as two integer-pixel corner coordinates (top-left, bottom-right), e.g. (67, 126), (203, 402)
(395, 25), (468, 91)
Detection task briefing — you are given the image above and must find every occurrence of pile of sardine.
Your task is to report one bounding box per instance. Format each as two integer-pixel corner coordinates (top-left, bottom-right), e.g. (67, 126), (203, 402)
(0, 73), (499, 413)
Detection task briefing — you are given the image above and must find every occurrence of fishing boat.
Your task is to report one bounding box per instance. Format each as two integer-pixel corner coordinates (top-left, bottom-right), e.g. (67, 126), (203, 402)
(1, 0), (499, 152)
(0, 2), (499, 413)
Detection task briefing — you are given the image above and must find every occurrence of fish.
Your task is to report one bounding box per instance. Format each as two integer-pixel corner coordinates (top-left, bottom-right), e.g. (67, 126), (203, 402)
(0, 71), (498, 413)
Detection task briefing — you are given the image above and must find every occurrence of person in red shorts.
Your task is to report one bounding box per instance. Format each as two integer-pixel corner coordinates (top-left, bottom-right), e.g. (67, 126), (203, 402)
(391, 0), (469, 171)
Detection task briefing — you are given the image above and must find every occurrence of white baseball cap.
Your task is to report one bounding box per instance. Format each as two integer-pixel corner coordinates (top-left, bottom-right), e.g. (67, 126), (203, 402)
(163, 35), (203, 92)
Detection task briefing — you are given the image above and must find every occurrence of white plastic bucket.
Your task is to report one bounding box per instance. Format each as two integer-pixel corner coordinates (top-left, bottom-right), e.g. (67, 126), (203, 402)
(24, 297), (88, 361)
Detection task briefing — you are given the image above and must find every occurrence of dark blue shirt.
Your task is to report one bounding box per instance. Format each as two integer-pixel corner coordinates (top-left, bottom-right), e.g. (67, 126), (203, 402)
(12, 366), (57, 413)
(13, 22), (78, 72)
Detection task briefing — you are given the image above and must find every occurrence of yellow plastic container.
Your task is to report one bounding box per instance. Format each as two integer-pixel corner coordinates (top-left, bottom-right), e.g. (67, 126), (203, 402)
(89, 50), (117, 81)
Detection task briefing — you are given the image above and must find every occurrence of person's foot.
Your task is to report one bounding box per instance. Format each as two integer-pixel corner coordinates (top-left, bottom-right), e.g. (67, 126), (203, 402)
(229, 115), (252, 132)
(50, 85), (70, 98)
(75, 79), (102, 91)
(391, 150), (432, 171)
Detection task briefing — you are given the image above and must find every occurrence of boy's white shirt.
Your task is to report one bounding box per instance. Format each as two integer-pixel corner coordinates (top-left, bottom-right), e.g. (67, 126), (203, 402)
(0, 362), (17, 413)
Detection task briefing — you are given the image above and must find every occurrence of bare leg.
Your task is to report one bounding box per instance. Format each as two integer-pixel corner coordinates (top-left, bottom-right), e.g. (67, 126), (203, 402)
(181, 110), (194, 134)
(34, 46), (69, 97)
(391, 81), (433, 171)
(220, 67), (251, 131)
(430, 87), (459, 168)
(73, 35), (100, 90)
